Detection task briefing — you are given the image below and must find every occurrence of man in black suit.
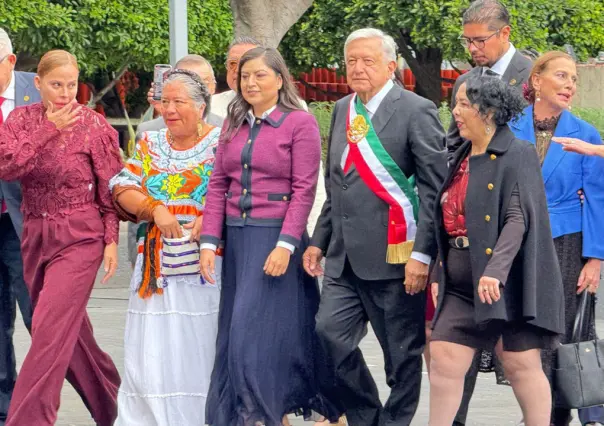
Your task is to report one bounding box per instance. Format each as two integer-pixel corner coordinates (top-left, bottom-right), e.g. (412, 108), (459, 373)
(0, 28), (38, 426)
(304, 28), (447, 426)
(447, 0), (532, 155)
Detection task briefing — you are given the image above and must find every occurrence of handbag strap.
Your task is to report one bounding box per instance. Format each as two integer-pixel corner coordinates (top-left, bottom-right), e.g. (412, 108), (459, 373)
(571, 291), (593, 343)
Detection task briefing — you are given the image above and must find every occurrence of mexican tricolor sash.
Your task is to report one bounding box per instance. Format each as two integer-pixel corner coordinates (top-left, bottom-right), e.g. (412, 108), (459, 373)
(343, 94), (419, 264)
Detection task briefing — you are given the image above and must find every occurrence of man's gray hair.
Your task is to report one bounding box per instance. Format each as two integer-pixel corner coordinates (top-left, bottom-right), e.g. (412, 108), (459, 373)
(0, 28), (13, 57)
(344, 28), (398, 63)
(463, 0), (510, 30)
(175, 54), (215, 80)
(228, 36), (261, 52)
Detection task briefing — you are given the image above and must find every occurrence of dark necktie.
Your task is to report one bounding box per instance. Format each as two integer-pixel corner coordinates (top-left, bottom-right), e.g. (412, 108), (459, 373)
(483, 68), (499, 78)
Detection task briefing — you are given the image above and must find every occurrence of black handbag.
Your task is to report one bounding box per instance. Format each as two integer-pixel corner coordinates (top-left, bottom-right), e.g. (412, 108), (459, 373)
(555, 292), (604, 409)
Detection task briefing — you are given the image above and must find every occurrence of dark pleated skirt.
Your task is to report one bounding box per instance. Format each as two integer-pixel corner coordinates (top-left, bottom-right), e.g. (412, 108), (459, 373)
(205, 226), (341, 426)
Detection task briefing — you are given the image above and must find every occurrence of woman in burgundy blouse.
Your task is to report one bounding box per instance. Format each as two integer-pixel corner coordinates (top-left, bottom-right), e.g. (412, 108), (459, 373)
(428, 77), (564, 426)
(0, 50), (121, 426)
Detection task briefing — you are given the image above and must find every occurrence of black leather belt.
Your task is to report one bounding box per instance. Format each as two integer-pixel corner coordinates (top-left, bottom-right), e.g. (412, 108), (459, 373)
(449, 236), (469, 249)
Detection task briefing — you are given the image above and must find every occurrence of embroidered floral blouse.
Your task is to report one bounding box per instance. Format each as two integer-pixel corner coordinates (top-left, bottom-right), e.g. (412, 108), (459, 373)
(0, 103), (123, 244)
(109, 128), (220, 297)
(109, 127), (220, 223)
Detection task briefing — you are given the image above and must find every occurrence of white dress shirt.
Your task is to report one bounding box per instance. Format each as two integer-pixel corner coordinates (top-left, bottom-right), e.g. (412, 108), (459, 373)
(340, 78), (431, 265)
(340, 79), (394, 169)
(210, 90), (236, 121)
(1, 71), (16, 119)
(482, 44), (517, 78)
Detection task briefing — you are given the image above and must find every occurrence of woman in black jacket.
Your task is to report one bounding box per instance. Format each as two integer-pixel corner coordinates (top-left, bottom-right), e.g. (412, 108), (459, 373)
(428, 76), (564, 426)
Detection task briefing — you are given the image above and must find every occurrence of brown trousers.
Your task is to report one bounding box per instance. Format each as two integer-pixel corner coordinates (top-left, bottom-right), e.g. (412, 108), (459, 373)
(7, 208), (120, 426)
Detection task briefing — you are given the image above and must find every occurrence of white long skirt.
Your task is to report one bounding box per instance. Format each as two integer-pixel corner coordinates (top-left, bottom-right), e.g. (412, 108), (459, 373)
(115, 254), (222, 426)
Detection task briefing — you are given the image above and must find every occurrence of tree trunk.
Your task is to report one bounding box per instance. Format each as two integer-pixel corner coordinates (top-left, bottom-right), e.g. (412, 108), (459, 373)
(230, 0), (314, 48)
(87, 63), (130, 108)
(397, 32), (443, 106)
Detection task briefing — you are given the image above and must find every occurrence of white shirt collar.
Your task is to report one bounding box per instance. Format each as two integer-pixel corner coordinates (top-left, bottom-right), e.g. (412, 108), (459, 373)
(247, 104), (277, 126)
(484, 44), (516, 77)
(362, 79), (394, 117)
(1, 71), (16, 101)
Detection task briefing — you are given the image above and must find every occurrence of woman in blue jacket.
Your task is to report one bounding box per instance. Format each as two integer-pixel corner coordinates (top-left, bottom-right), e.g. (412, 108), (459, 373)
(509, 51), (604, 426)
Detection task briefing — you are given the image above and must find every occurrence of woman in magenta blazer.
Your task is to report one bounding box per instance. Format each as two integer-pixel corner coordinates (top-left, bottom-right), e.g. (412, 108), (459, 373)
(200, 47), (341, 426)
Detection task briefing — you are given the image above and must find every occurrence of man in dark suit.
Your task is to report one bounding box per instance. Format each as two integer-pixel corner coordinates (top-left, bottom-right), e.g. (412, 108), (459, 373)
(447, 0), (532, 155)
(0, 28), (37, 425)
(304, 28), (447, 426)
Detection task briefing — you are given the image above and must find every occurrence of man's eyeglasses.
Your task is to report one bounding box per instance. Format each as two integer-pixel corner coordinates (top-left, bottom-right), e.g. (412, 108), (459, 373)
(0, 54), (9, 64)
(225, 59), (239, 72)
(459, 29), (502, 49)
(201, 77), (215, 86)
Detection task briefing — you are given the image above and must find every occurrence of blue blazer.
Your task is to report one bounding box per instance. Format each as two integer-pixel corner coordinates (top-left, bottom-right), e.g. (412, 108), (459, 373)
(0, 71), (41, 239)
(509, 105), (604, 260)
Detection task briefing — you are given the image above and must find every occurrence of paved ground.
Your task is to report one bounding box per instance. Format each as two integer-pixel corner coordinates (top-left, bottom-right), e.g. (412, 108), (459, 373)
(12, 225), (603, 425)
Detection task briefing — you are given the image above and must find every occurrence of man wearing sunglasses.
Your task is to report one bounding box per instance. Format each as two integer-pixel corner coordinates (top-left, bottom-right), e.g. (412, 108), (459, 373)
(0, 28), (39, 426)
(446, 0), (532, 155)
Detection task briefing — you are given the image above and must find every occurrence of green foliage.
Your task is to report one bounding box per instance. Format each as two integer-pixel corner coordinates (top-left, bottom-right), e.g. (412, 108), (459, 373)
(309, 101), (335, 161)
(282, 0), (604, 71)
(309, 101), (335, 143)
(0, 0), (233, 76)
(574, 108), (604, 138)
(438, 102), (453, 131)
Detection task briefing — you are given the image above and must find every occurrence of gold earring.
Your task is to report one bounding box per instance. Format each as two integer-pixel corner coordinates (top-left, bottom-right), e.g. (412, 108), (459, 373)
(536, 90), (541, 102)
(486, 126), (492, 135)
(197, 121), (203, 137)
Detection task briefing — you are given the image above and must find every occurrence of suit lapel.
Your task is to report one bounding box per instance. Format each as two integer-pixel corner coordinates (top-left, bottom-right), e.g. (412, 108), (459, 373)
(14, 73), (36, 107)
(332, 96), (354, 177)
(502, 51), (529, 87)
(542, 110), (579, 184)
(509, 106), (536, 146)
(371, 85), (401, 136)
(339, 85), (402, 177)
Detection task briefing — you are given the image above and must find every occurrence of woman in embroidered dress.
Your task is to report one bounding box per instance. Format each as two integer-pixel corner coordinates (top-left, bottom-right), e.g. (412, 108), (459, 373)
(0, 50), (122, 426)
(109, 70), (222, 425)
(509, 51), (604, 426)
(200, 47), (341, 426)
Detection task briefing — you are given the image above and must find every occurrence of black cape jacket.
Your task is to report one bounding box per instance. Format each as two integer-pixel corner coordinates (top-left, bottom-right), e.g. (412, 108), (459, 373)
(432, 125), (565, 335)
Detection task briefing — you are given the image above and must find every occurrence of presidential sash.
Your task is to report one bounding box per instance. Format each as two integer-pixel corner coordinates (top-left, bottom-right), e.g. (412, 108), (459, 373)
(343, 94), (419, 264)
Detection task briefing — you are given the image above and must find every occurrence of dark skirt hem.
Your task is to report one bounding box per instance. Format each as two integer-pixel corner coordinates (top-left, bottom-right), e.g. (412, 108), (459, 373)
(206, 225), (342, 426)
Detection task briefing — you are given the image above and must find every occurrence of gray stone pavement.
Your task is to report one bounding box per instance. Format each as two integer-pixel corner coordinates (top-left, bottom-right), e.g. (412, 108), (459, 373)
(11, 225), (603, 425)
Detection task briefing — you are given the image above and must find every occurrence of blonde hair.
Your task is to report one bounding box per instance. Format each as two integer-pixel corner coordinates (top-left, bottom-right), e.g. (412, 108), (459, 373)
(526, 51), (574, 104)
(37, 50), (79, 78)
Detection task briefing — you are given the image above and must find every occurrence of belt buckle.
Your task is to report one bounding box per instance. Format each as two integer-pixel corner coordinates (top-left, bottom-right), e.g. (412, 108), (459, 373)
(455, 236), (468, 248)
